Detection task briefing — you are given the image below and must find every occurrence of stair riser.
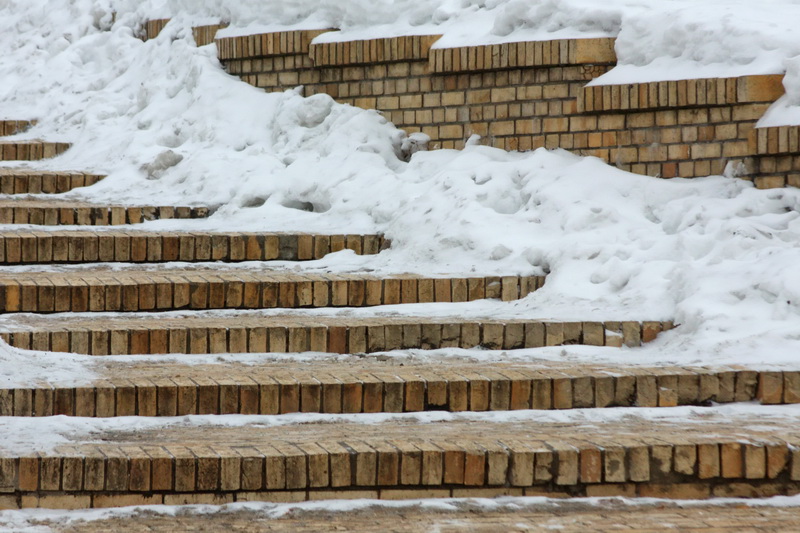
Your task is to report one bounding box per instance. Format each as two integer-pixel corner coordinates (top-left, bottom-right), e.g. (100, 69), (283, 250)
(0, 142), (70, 161)
(0, 173), (104, 194)
(0, 233), (386, 264)
(0, 368), (785, 418)
(3, 319), (663, 354)
(0, 276), (544, 313)
(2, 442), (798, 509)
(0, 120), (34, 136)
(0, 206), (208, 226)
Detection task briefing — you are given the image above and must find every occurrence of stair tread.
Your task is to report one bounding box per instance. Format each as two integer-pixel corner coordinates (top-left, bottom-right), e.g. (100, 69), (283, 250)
(0, 311), (623, 328)
(3, 404), (797, 456)
(1, 405), (798, 505)
(6, 359), (756, 385)
(19, 499), (800, 532)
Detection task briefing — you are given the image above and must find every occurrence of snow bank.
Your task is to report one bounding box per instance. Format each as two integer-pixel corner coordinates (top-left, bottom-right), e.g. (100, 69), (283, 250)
(0, 0), (798, 373)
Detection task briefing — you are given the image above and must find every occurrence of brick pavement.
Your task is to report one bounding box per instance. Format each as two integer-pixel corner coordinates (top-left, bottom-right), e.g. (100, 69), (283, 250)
(28, 500), (800, 532)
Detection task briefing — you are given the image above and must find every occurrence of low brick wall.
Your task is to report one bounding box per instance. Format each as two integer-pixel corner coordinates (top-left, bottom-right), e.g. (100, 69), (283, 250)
(751, 125), (800, 187)
(213, 29), (799, 188)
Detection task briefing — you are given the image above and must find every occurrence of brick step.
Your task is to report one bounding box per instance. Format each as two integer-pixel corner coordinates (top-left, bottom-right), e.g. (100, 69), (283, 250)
(0, 313), (669, 355)
(0, 271), (542, 313)
(0, 120), (34, 136)
(0, 141), (70, 161)
(21, 499), (800, 531)
(578, 75), (785, 113)
(0, 230), (386, 264)
(0, 361), (781, 417)
(0, 170), (105, 194)
(2, 407), (799, 508)
(0, 199), (209, 226)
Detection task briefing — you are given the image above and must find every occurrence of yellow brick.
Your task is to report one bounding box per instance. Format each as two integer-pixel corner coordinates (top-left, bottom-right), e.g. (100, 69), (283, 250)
(737, 75), (785, 103)
(572, 38), (617, 64)
(441, 92), (465, 106)
(490, 87), (516, 102)
(439, 125), (464, 139)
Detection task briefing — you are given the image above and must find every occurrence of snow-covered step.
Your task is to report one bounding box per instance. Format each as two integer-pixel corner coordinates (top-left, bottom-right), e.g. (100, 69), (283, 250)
(10, 498), (800, 531)
(0, 361), (778, 417)
(0, 120), (34, 136)
(0, 271), (542, 313)
(0, 140), (70, 161)
(0, 170), (105, 194)
(750, 125), (800, 188)
(0, 199), (209, 226)
(577, 74), (784, 113)
(1, 405), (798, 507)
(0, 230), (386, 264)
(0, 313), (666, 355)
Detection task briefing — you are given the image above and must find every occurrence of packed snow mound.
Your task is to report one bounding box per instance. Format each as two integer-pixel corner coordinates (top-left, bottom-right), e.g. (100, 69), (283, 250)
(0, 0), (798, 371)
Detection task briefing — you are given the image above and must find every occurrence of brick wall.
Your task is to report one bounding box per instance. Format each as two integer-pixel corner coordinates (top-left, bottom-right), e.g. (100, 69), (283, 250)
(751, 126), (800, 188)
(219, 34), (615, 153)
(148, 23), (800, 188)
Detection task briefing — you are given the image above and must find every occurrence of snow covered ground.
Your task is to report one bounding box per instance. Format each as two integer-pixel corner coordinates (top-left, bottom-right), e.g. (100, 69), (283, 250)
(0, 2), (798, 380)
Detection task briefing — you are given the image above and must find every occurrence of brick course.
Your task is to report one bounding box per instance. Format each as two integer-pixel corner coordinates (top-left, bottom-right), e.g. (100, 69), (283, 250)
(0, 230), (386, 264)
(0, 141), (70, 161)
(0, 200), (208, 226)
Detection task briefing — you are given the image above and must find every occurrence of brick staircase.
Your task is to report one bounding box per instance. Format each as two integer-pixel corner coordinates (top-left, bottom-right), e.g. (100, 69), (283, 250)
(0, 23), (797, 526)
(0, 131), (798, 512)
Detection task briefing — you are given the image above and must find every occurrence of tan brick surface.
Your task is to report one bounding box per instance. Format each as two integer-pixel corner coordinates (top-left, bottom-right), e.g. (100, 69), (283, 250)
(0, 141), (70, 161)
(0, 230), (386, 264)
(3, 411), (800, 506)
(13, 500), (800, 531)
